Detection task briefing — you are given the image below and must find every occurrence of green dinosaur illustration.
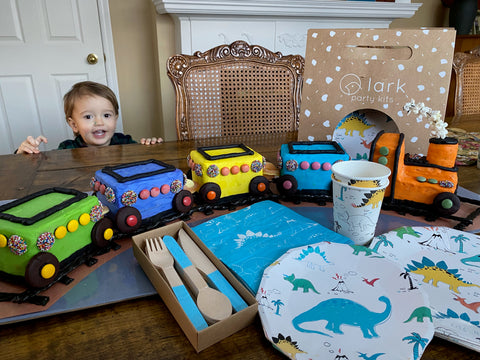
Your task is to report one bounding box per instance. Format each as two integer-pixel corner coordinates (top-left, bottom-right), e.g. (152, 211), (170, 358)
(337, 112), (375, 137)
(406, 256), (480, 294)
(350, 244), (375, 256)
(404, 306), (433, 323)
(395, 226), (422, 239)
(283, 273), (320, 293)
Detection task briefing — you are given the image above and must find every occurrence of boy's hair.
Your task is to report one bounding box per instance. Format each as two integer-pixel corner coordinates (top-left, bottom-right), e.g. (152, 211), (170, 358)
(63, 81), (119, 122)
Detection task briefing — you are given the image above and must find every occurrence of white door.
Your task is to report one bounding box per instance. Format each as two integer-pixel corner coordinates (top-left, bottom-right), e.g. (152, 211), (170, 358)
(0, 0), (120, 155)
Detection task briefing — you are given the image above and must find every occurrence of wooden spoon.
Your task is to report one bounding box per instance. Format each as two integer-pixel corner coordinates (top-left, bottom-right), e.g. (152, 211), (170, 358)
(178, 228), (248, 312)
(162, 235), (232, 324)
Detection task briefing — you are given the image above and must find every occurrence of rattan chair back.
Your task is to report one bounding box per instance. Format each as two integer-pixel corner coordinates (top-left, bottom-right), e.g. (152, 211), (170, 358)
(167, 41), (304, 140)
(452, 46), (480, 122)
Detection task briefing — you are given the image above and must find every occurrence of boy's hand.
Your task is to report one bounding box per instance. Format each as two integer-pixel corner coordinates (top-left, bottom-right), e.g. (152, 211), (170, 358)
(17, 135), (48, 154)
(140, 137), (164, 145)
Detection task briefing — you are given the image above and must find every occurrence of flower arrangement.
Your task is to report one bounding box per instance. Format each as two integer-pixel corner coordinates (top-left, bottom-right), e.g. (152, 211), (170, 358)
(403, 99), (448, 139)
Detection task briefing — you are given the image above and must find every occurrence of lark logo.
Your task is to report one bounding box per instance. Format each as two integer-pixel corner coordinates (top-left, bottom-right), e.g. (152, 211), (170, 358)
(340, 73), (406, 96)
(340, 74), (362, 95)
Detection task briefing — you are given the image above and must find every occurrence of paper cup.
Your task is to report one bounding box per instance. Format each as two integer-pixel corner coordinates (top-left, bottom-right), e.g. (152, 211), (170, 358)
(332, 179), (389, 246)
(331, 160), (391, 188)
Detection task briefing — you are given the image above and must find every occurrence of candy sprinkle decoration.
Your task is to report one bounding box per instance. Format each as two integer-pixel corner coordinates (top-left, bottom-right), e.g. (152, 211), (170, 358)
(170, 179), (182, 194)
(8, 235), (27, 255)
(90, 205), (104, 222)
(121, 190), (138, 206)
(37, 232), (55, 251)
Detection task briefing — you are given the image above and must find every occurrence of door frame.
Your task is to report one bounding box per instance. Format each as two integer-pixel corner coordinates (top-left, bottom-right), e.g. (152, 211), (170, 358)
(98, 0), (123, 130)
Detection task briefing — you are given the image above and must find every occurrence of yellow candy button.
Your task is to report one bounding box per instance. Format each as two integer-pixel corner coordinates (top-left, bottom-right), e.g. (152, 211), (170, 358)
(67, 219), (79, 232)
(55, 226), (67, 239)
(0, 234), (7, 248)
(79, 213), (90, 226)
(104, 228), (114, 241)
(41, 264), (56, 279)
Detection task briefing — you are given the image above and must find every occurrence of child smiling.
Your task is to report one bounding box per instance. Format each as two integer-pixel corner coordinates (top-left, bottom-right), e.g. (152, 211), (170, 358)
(16, 81), (162, 154)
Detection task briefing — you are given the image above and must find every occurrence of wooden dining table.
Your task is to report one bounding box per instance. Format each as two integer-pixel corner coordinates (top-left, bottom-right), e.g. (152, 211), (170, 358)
(1, 130), (479, 360)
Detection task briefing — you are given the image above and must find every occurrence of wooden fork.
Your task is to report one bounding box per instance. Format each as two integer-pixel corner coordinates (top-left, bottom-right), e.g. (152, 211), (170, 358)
(145, 237), (208, 330)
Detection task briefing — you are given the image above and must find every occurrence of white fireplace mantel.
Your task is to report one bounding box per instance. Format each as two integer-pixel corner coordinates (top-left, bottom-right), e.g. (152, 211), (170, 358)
(153, 0), (422, 55)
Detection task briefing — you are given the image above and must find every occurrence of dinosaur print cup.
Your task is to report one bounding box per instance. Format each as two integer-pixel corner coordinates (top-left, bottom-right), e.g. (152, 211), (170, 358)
(332, 179), (389, 245)
(331, 160), (391, 188)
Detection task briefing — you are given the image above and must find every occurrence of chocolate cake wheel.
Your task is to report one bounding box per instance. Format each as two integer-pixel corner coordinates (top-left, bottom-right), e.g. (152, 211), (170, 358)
(25, 252), (59, 288)
(115, 206), (142, 234)
(249, 176), (270, 195)
(276, 174), (298, 195)
(433, 192), (461, 215)
(91, 217), (115, 247)
(173, 190), (193, 213)
(199, 183), (221, 204)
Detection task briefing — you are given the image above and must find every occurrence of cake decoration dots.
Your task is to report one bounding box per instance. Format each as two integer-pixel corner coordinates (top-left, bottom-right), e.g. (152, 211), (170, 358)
(151, 186), (160, 197)
(8, 235), (27, 255)
(121, 190), (138, 206)
(285, 159), (298, 172)
(79, 213), (91, 226)
(105, 187), (115, 202)
(139, 189), (150, 200)
(221, 166), (230, 176)
(170, 179), (182, 193)
(90, 205), (103, 222)
(161, 184), (170, 194)
(55, 226), (67, 239)
(207, 164), (220, 178)
(194, 163), (203, 177)
(0, 234), (7, 248)
(37, 232), (55, 251)
(251, 160), (263, 173)
(231, 165), (240, 174)
(439, 180), (454, 188)
(241, 164), (250, 173)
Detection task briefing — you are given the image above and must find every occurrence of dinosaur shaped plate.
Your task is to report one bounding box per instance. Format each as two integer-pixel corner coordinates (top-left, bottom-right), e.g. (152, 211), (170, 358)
(370, 226), (480, 352)
(256, 242), (434, 360)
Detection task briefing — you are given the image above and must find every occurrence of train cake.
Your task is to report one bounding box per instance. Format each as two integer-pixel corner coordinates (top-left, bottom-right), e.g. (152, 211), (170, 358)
(276, 141), (350, 195)
(370, 131), (460, 215)
(0, 188), (113, 289)
(91, 159), (193, 233)
(187, 144), (270, 204)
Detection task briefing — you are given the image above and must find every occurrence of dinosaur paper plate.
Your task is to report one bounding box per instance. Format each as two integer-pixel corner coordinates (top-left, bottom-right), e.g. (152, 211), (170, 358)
(256, 242), (434, 360)
(370, 226), (480, 352)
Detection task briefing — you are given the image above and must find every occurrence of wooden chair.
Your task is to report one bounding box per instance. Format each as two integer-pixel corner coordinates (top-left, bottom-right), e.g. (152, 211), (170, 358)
(451, 46), (480, 124)
(167, 41), (304, 140)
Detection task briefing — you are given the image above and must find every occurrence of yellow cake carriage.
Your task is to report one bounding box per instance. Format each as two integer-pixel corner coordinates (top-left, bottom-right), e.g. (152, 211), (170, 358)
(188, 144), (269, 203)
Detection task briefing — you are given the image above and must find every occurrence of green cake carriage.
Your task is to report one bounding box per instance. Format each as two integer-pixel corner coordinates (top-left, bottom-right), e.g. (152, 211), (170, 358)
(0, 188), (113, 289)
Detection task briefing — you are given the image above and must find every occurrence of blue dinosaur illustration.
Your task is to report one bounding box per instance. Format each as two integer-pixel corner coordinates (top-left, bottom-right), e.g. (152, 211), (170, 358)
(358, 352), (385, 360)
(284, 274), (320, 294)
(292, 296), (391, 338)
(461, 254), (480, 268)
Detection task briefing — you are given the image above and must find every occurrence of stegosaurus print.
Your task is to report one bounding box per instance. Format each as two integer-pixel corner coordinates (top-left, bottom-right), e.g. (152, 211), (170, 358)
(337, 111), (375, 137)
(406, 256), (480, 294)
(271, 333), (306, 359)
(351, 188), (386, 209)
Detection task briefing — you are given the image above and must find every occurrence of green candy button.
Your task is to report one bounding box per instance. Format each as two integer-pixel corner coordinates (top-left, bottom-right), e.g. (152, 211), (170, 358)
(427, 178), (438, 184)
(379, 146), (389, 156)
(416, 176), (427, 183)
(378, 156), (388, 165)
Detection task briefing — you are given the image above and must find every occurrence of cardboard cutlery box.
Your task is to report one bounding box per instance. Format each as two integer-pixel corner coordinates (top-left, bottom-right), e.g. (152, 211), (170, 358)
(132, 221), (258, 352)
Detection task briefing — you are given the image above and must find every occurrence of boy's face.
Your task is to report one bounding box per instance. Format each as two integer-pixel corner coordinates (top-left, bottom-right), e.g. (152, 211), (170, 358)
(67, 95), (118, 147)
